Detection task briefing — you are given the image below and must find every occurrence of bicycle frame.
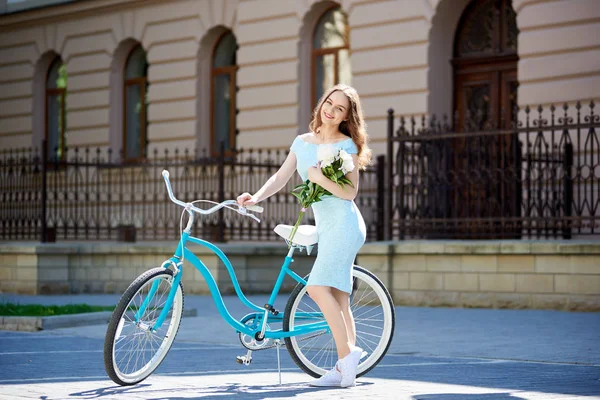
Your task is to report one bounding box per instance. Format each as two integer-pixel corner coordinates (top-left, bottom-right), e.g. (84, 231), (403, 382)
(138, 221), (329, 340)
(135, 171), (329, 340)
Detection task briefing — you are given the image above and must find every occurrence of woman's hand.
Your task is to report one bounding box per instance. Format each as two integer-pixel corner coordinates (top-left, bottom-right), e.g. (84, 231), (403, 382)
(307, 163), (325, 185)
(237, 192), (258, 207)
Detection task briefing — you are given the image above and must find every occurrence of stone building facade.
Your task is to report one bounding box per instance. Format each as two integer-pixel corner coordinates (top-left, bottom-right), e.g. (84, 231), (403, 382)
(0, 0), (598, 157)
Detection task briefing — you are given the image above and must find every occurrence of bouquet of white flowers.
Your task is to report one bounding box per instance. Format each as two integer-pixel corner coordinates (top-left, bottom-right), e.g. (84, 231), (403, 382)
(288, 145), (355, 244)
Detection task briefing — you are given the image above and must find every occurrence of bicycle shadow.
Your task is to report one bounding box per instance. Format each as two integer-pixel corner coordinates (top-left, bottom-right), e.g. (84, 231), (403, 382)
(68, 381), (374, 399)
(414, 394), (526, 400)
(67, 384), (152, 398)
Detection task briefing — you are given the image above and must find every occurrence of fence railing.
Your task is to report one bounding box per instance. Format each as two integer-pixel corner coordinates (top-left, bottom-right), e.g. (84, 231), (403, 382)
(386, 100), (599, 239)
(4, 101), (597, 243)
(0, 143), (384, 243)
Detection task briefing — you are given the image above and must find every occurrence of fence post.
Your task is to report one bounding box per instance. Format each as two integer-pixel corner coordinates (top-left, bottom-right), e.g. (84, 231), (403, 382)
(376, 154), (385, 241)
(41, 140), (48, 243)
(563, 143), (573, 239)
(217, 141), (225, 242)
(398, 135), (405, 240)
(386, 109), (394, 240)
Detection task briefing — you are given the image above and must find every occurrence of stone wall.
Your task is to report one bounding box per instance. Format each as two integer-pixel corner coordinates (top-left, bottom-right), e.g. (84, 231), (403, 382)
(358, 241), (600, 311)
(1, 240), (598, 311)
(0, 242), (315, 296)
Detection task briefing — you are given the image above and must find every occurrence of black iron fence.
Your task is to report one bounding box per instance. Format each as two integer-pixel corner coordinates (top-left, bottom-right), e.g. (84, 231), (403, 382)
(4, 101), (598, 243)
(386, 100), (599, 239)
(0, 143), (384, 243)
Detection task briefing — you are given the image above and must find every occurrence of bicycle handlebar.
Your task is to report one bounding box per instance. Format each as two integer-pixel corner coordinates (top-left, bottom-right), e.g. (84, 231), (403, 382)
(161, 170), (263, 220)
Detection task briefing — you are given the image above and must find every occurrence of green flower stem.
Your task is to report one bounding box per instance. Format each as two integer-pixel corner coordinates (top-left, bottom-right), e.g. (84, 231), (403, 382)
(288, 209), (306, 245)
(288, 183), (331, 245)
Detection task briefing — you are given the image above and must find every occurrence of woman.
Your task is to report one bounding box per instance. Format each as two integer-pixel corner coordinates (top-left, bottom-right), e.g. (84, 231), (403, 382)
(236, 84), (371, 388)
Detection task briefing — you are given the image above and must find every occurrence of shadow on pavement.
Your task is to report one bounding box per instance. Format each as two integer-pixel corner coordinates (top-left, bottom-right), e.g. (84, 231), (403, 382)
(414, 393), (525, 400)
(62, 384), (151, 398)
(68, 381), (374, 399)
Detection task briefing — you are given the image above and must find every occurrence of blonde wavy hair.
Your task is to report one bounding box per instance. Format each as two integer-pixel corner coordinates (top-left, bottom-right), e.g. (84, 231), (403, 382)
(309, 84), (372, 169)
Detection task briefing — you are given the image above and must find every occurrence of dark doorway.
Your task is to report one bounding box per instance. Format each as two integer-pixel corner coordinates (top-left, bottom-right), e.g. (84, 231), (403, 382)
(449, 0), (521, 238)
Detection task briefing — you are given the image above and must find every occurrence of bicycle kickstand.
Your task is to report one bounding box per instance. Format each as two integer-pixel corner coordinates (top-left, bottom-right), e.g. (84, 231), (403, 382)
(236, 349), (252, 366)
(275, 339), (282, 385)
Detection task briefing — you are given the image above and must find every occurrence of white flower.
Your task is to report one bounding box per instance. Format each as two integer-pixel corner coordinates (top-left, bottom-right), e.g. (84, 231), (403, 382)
(339, 149), (355, 174)
(339, 149), (353, 164)
(317, 145), (336, 168)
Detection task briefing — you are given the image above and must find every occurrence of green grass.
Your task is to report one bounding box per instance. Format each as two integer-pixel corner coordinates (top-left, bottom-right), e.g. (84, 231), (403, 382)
(0, 302), (115, 317)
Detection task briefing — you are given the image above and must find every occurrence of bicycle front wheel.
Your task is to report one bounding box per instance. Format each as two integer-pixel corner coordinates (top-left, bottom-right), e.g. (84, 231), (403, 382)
(283, 265), (395, 378)
(104, 267), (184, 386)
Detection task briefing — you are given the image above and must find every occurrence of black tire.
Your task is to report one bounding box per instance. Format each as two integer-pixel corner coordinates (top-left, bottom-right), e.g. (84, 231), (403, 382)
(104, 267), (184, 386)
(283, 265), (395, 378)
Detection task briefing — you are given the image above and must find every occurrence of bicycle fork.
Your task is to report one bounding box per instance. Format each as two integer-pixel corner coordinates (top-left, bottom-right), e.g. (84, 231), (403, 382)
(135, 263), (182, 331)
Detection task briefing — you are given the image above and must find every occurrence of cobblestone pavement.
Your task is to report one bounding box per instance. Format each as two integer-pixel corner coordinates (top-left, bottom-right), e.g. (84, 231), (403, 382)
(0, 293), (599, 400)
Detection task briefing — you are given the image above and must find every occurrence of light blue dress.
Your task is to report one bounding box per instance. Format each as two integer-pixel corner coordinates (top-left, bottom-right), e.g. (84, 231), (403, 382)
(290, 135), (367, 294)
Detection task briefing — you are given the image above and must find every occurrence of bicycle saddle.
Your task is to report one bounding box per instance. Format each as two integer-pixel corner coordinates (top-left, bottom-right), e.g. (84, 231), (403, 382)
(274, 224), (318, 246)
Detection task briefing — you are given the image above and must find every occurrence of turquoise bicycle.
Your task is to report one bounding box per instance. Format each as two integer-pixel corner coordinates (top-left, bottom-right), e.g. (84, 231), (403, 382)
(103, 170), (395, 386)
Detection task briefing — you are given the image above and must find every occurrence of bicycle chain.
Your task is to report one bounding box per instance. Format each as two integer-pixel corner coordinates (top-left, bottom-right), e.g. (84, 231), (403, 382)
(239, 330), (328, 351)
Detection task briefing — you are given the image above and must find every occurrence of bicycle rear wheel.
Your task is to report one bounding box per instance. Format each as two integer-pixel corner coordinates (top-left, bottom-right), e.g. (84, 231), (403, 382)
(283, 265), (395, 378)
(104, 267), (184, 386)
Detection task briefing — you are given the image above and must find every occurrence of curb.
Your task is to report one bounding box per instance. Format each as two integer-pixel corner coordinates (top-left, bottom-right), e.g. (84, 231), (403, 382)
(0, 308), (198, 332)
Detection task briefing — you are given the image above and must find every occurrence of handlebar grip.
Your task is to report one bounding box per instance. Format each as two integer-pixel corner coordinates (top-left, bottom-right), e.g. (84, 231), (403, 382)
(246, 205), (264, 213)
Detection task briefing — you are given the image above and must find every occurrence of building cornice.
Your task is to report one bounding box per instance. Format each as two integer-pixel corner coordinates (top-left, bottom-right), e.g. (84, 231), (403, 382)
(0, 0), (172, 32)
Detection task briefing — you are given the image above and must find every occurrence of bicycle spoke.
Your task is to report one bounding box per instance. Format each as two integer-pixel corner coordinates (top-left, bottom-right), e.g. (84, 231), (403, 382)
(355, 320), (384, 330)
(356, 316), (385, 323)
(352, 294), (380, 317)
(311, 337), (335, 367)
(115, 331), (140, 354)
(356, 330), (383, 340)
(296, 330), (325, 351)
(355, 308), (384, 322)
(124, 334), (141, 374)
(356, 333), (380, 350)
(353, 303), (381, 320)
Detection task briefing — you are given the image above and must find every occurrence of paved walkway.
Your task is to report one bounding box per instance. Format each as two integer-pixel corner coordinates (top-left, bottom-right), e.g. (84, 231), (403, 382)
(0, 293), (599, 399)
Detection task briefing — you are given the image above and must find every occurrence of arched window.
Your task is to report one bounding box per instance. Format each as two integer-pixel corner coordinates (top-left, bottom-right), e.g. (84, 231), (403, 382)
(211, 30), (237, 155)
(46, 56), (67, 161)
(123, 45), (148, 162)
(312, 6), (350, 109)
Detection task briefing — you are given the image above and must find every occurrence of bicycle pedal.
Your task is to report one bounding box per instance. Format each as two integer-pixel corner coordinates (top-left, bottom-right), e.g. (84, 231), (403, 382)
(236, 355), (252, 366)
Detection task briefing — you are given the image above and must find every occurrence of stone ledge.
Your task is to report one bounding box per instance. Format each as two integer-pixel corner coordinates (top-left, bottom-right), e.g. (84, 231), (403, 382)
(391, 290), (600, 311)
(0, 308), (197, 332)
(2, 240), (598, 256)
(390, 240), (600, 255)
(0, 241), (307, 256)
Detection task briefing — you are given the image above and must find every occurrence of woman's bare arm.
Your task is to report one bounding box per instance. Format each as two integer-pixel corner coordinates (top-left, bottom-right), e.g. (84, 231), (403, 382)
(238, 151), (297, 205)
